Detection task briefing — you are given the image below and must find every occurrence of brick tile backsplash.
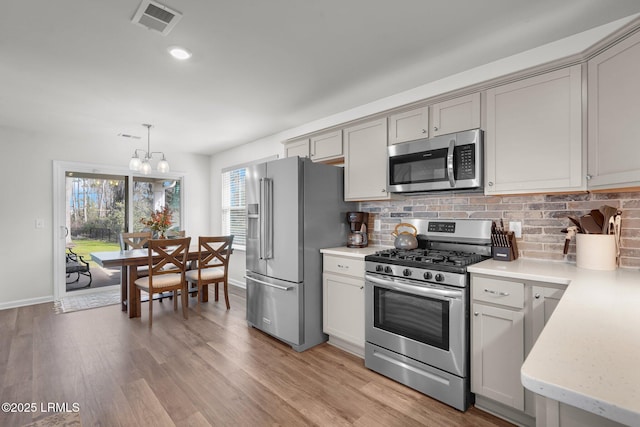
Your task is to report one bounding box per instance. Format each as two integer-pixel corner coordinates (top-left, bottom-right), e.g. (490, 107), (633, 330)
(359, 191), (640, 268)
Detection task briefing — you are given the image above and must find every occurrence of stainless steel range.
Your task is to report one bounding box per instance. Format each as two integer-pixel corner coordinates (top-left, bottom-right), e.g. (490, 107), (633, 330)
(364, 218), (492, 411)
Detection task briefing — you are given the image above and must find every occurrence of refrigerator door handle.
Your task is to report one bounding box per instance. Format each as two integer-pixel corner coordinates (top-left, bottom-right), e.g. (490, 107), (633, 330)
(259, 178), (265, 260)
(244, 275), (293, 291)
(263, 177), (274, 259)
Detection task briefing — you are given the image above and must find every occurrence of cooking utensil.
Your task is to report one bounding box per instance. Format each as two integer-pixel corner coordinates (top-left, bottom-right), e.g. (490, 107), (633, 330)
(392, 223), (418, 250)
(590, 209), (604, 229)
(580, 214), (601, 234)
(563, 226), (578, 255)
(614, 214), (622, 266)
(600, 205), (618, 234)
(568, 215), (584, 233)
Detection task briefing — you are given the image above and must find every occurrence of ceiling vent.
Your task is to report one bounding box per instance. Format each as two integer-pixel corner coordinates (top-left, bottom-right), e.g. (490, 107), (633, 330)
(132, 0), (182, 36)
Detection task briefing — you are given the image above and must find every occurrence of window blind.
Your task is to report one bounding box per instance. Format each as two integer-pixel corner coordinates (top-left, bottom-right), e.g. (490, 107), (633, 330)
(221, 167), (246, 247)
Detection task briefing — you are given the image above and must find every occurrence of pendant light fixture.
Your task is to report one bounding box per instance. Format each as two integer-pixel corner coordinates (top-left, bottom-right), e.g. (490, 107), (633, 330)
(128, 124), (170, 174)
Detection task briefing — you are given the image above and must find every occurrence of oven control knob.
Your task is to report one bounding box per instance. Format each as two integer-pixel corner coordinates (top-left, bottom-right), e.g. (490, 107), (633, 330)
(435, 273), (445, 282)
(402, 269), (411, 277)
(375, 265), (384, 272)
(384, 266), (393, 274)
(423, 272), (433, 280)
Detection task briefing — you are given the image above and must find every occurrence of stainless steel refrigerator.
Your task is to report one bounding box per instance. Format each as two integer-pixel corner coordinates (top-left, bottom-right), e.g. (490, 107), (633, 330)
(245, 156), (354, 352)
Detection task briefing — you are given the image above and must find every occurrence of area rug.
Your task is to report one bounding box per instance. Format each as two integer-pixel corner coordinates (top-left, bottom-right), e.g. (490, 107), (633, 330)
(53, 289), (120, 314)
(21, 412), (81, 426)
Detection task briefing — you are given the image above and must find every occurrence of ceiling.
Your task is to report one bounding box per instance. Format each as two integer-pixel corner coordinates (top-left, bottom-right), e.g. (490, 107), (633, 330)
(2, 1), (640, 156)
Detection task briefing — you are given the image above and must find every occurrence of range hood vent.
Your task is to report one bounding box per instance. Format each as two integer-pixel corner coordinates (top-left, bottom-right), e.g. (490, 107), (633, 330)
(132, 0), (182, 36)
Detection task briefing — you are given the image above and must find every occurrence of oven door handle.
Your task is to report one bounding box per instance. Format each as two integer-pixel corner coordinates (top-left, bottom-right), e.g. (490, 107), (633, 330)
(365, 274), (462, 300)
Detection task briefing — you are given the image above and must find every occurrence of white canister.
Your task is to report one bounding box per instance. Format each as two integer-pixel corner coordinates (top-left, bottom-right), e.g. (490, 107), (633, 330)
(576, 234), (617, 270)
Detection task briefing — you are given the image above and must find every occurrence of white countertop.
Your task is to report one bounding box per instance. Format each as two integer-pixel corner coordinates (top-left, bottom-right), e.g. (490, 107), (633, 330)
(469, 258), (640, 426)
(320, 245), (390, 259)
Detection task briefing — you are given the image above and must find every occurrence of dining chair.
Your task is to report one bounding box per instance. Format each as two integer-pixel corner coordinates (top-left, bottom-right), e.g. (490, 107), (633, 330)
(134, 236), (191, 327)
(119, 231), (152, 251)
(185, 235), (234, 312)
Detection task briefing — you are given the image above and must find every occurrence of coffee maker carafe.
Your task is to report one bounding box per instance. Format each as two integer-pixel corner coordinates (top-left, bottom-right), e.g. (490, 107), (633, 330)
(346, 212), (369, 248)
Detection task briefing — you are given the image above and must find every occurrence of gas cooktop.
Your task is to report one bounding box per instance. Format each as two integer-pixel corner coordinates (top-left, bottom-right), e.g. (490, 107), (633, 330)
(365, 248), (488, 274)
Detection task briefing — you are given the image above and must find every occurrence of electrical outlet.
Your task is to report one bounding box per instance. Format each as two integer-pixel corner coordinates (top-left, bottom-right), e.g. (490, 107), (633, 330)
(374, 219), (381, 232)
(509, 221), (522, 238)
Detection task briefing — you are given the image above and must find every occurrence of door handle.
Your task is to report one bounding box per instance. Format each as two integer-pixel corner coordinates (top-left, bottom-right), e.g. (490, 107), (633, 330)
(244, 275), (293, 291)
(447, 139), (455, 187)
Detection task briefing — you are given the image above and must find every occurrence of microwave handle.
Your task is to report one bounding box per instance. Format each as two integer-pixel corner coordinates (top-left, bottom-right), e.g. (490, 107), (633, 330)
(447, 139), (455, 187)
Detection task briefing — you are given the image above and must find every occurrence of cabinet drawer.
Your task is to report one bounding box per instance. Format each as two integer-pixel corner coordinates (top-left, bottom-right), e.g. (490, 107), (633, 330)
(472, 276), (524, 309)
(323, 255), (365, 279)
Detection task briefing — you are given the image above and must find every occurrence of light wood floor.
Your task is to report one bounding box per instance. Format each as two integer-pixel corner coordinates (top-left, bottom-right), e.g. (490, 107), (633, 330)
(0, 286), (513, 427)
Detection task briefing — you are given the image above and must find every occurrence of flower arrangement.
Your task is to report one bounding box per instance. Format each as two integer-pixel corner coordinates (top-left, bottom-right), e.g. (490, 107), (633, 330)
(140, 206), (173, 238)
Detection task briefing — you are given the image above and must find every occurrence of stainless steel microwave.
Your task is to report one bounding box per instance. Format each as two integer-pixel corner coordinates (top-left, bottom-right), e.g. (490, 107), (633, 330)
(387, 129), (483, 193)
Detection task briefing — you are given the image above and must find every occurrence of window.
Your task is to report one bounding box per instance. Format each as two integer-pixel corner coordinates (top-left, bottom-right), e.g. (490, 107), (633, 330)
(222, 167), (246, 248)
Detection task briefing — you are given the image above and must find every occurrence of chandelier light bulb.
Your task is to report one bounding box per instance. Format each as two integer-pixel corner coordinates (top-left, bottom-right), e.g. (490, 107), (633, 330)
(157, 157), (170, 173)
(129, 155), (142, 171)
(140, 159), (152, 175)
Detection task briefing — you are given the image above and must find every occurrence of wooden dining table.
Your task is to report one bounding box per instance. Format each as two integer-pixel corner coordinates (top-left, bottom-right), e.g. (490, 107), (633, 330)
(90, 246), (214, 318)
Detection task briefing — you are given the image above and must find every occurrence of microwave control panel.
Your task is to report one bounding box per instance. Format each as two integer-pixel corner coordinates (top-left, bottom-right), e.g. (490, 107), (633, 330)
(454, 144), (475, 180)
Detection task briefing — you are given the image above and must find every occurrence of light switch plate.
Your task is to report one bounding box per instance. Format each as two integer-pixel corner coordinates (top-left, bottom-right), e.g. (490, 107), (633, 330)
(374, 219), (381, 232)
(509, 221), (522, 238)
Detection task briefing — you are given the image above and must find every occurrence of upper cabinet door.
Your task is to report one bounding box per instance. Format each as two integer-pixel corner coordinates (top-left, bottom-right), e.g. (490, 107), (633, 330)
(587, 31), (640, 190)
(388, 106), (429, 145)
(284, 138), (310, 158)
(344, 118), (393, 201)
(485, 65), (585, 195)
(310, 130), (343, 162)
(431, 93), (481, 137)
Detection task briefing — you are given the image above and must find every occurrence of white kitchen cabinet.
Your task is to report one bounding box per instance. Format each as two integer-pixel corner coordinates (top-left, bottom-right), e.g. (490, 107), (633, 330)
(431, 92), (480, 137)
(471, 276), (526, 411)
(471, 273), (567, 426)
(530, 286), (564, 345)
(387, 106), (429, 145)
(344, 118), (394, 201)
(284, 138), (310, 158)
(322, 254), (365, 357)
(587, 30), (640, 190)
(472, 303), (525, 410)
(310, 130), (343, 162)
(485, 65), (584, 195)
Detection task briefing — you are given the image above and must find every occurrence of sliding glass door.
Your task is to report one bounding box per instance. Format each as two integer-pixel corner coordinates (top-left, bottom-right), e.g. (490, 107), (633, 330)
(54, 161), (184, 299)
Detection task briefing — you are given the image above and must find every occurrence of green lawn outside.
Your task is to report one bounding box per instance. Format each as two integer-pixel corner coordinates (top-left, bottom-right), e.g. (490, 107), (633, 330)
(69, 239), (120, 267)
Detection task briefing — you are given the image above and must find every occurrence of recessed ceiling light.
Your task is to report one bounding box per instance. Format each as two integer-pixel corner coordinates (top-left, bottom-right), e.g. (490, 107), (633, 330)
(168, 46), (192, 60)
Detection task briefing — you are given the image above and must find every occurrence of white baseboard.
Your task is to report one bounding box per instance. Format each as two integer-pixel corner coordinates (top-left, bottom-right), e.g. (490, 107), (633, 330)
(0, 295), (54, 311)
(229, 278), (246, 289)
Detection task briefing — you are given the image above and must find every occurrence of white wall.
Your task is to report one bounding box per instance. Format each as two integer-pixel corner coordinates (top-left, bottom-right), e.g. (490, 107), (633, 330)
(0, 127), (211, 308)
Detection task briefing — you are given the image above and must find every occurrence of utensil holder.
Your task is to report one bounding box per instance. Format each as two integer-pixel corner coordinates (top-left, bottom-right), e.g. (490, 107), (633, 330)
(576, 234), (617, 270)
(491, 232), (518, 261)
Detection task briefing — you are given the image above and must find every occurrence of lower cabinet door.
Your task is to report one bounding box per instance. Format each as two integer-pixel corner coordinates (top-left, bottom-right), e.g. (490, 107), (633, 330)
(323, 272), (365, 349)
(471, 303), (525, 410)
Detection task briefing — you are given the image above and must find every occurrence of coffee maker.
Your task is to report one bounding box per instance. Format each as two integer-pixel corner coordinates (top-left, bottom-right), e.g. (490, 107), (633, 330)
(346, 212), (369, 248)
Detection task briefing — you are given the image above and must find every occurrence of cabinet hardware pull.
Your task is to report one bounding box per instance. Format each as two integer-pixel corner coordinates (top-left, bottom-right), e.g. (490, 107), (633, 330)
(433, 126), (438, 132)
(535, 293), (541, 299)
(422, 128), (428, 133)
(381, 188), (386, 193)
(488, 181), (494, 186)
(586, 174), (592, 180)
(474, 312), (479, 316)
(484, 288), (510, 296)
(337, 264), (348, 269)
